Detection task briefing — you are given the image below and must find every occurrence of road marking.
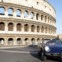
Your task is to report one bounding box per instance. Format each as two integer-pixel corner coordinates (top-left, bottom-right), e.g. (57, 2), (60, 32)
(0, 50), (38, 54)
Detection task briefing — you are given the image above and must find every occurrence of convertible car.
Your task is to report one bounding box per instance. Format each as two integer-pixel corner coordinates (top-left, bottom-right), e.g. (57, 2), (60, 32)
(38, 39), (62, 61)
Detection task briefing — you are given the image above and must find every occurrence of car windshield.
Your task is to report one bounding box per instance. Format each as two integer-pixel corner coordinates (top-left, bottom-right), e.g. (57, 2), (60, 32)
(46, 39), (62, 45)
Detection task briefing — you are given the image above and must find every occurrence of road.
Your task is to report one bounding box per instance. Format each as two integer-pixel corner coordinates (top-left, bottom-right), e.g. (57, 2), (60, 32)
(0, 46), (61, 62)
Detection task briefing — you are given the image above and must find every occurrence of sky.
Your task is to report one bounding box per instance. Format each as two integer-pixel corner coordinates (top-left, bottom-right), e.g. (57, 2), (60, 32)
(48, 0), (62, 34)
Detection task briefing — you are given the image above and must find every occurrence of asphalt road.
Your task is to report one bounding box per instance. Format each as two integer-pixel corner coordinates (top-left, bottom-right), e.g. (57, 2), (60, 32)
(0, 46), (61, 62)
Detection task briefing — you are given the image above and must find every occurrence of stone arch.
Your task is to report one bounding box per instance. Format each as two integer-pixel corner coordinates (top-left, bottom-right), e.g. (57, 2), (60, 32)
(45, 27), (47, 33)
(36, 13), (39, 20)
(37, 26), (40, 32)
(0, 38), (5, 44)
(37, 38), (40, 44)
(24, 38), (28, 45)
(41, 26), (44, 33)
(24, 24), (29, 32)
(31, 38), (36, 45)
(24, 10), (28, 18)
(31, 25), (35, 32)
(0, 22), (5, 31)
(0, 6), (5, 15)
(31, 38), (35, 41)
(45, 16), (47, 22)
(17, 23), (22, 31)
(16, 9), (21, 17)
(8, 23), (14, 31)
(41, 15), (43, 21)
(17, 38), (22, 45)
(8, 38), (13, 45)
(37, 38), (40, 41)
(30, 12), (34, 19)
(8, 8), (14, 16)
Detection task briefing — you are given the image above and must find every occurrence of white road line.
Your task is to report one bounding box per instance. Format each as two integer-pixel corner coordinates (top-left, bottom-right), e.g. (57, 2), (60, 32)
(0, 46), (24, 49)
(0, 50), (38, 54)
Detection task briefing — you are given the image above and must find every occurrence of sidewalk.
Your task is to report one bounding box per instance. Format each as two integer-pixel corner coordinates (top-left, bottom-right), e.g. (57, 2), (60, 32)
(0, 46), (25, 49)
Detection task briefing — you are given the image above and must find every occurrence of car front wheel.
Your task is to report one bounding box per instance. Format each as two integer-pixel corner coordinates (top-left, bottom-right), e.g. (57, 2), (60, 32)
(59, 53), (62, 61)
(41, 52), (46, 61)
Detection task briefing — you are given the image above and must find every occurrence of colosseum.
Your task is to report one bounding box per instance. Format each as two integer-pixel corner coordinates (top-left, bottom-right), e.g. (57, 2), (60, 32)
(0, 0), (57, 46)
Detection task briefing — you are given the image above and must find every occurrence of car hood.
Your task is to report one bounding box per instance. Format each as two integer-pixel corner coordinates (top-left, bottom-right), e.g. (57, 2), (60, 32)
(45, 44), (62, 53)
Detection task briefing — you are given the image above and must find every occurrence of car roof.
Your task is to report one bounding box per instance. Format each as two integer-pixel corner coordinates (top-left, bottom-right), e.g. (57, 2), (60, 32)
(46, 39), (62, 43)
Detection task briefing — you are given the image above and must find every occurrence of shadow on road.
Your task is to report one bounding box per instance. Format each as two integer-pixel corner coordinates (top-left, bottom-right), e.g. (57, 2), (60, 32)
(47, 56), (62, 62)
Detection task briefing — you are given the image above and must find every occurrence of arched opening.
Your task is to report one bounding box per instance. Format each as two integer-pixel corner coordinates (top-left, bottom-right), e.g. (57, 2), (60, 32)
(0, 22), (5, 31)
(0, 38), (4, 44)
(8, 38), (13, 45)
(8, 8), (13, 16)
(31, 25), (35, 32)
(37, 26), (40, 32)
(24, 38), (28, 45)
(45, 16), (47, 22)
(0, 7), (5, 15)
(24, 24), (29, 32)
(16, 9), (21, 17)
(41, 26), (44, 33)
(36, 13), (39, 20)
(37, 38), (40, 44)
(8, 23), (14, 31)
(41, 15), (43, 21)
(31, 38), (35, 45)
(17, 38), (22, 45)
(24, 10), (28, 18)
(45, 27), (47, 33)
(17, 23), (22, 31)
(37, 38), (40, 41)
(48, 17), (49, 23)
(30, 12), (34, 19)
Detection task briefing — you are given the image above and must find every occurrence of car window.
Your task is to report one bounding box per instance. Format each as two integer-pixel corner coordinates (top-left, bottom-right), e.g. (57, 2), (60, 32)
(55, 40), (62, 44)
(46, 39), (62, 45)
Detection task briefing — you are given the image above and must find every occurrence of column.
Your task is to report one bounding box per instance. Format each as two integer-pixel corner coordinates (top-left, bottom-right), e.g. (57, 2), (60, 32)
(21, 23), (24, 32)
(5, 37), (8, 46)
(29, 25), (31, 32)
(21, 9), (24, 18)
(35, 25), (37, 33)
(34, 12), (36, 20)
(46, 16), (48, 23)
(22, 38), (24, 45)
(13, 8), (16, 17)
(39, 26), (41, 33)
(5, 7), (8, 16)
(47, 27), (49, 34)
(14, 37), (17, 45)
(35, 38), (38, 45)
(44, 26), (45, 33)
(39, 14), (41, 21)
(28, 38), (31, 45)
(28, 11), (31, 19)
(43, 15), (45, 22)
(14, 23), (16, 32)
(5, 22), (8, 33)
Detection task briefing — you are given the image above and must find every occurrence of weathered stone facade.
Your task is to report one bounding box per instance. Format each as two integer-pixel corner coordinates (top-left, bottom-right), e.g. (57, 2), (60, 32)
(0, 0), (57, 46)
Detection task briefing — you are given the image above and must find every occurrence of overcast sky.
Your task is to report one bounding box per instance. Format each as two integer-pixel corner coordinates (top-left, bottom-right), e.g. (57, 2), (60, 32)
(48, 0), (62, 34)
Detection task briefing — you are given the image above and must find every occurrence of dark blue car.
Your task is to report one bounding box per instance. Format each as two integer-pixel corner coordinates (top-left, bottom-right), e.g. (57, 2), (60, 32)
(38, 39), (62, 61)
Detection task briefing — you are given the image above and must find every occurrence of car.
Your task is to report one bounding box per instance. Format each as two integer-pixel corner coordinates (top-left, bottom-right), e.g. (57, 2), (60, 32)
(38, 39), (62, 61)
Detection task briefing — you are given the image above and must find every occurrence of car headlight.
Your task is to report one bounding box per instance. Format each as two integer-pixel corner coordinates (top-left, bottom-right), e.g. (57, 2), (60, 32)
(45, 46), (50, 52)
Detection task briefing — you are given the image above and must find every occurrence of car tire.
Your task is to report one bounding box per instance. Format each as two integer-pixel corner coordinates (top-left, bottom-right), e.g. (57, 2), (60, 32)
(59, 53), (62, 61)
(41, 52), (46, 61)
